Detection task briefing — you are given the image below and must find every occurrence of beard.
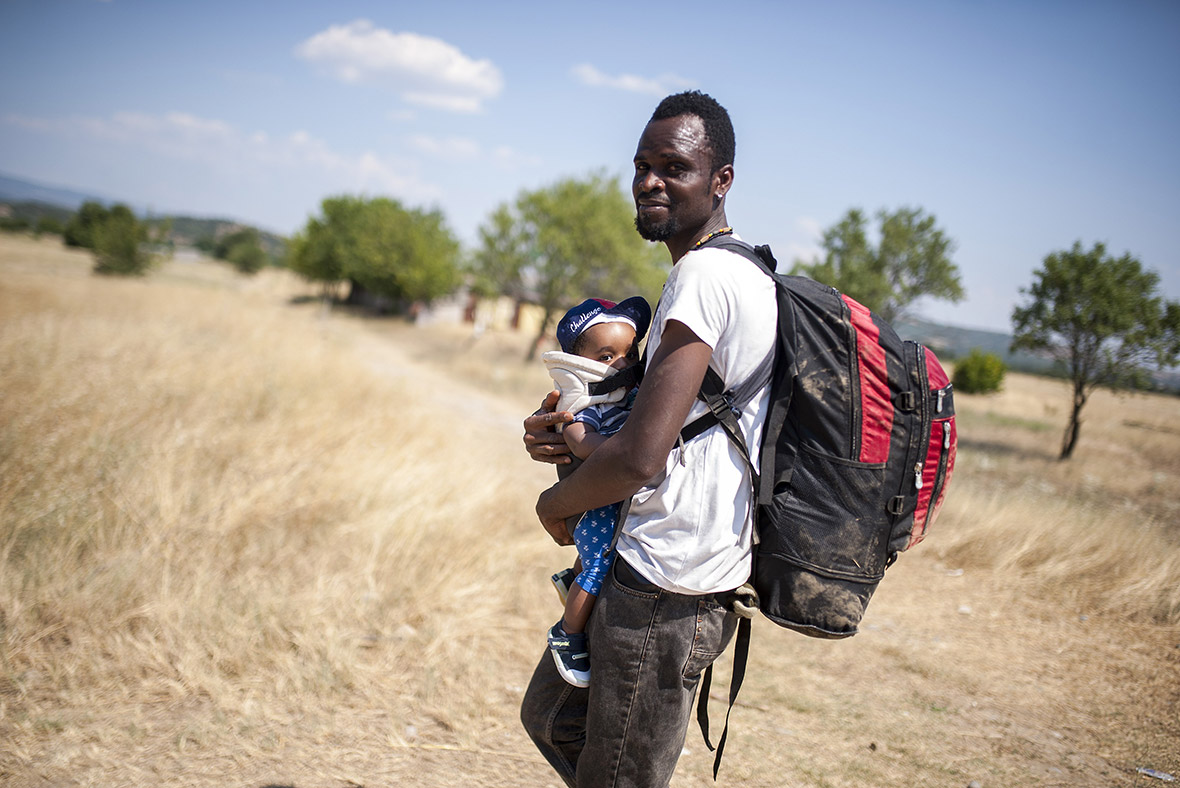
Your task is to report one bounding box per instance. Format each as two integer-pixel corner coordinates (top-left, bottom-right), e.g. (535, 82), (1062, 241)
(634, 211), (679, 242)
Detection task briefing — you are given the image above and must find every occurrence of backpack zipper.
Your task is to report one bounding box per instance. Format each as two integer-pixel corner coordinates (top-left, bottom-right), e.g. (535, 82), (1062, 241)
(911, 344), (933, 507)
(920, 420), (953, 538)
(839, 292), (862, 460)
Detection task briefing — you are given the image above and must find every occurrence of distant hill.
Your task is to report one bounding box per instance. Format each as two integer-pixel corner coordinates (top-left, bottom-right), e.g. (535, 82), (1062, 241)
(0, 173), (107, 210)
(895, 316), (1180, 393)
(0, 199), (75, 226)
(147, 215), (288, 261)
(0, 172), (286, 261)
(893, 316), (1056, 373)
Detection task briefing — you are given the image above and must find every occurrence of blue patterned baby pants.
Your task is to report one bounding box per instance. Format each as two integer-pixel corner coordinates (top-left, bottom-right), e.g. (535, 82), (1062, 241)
(573, 501), (619, 596)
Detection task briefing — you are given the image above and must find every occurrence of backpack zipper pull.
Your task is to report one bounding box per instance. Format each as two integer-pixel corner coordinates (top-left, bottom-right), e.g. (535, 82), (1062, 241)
(913, 463), (923, 491)
(936, 388), (946, 414)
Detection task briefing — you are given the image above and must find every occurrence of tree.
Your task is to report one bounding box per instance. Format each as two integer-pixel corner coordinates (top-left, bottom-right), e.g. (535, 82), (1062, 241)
(287, 197), (355, 289)
(348, 199), (460, 304)
(92, 204), (154, 276)
(288, 195), (461, 309)
(215, 227), (268, 275)
(35, 216), (65, 237)
(473, 173), (666, 360)
(952, 349), (1006, 394)
(792, 207), (963, 322)
(1011, 241), (1180, 459)
(0, 216), (30, 233)
(63, 201), (109, 249)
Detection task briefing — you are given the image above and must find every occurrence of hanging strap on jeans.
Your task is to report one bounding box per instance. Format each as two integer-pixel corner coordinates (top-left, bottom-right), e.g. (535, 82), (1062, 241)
(697, 614), (753, 780)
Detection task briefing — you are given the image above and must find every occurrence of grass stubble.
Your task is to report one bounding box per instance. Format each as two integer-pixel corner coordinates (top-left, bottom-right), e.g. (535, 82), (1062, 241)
(1, 235), (1177, 787)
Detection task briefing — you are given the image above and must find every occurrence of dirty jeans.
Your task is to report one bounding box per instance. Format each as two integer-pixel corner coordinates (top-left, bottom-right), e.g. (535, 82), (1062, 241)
(521, 558), (739, 788)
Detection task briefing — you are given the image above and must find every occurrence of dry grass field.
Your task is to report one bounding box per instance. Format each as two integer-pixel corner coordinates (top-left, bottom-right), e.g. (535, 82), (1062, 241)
(1, 234), (1177, 787)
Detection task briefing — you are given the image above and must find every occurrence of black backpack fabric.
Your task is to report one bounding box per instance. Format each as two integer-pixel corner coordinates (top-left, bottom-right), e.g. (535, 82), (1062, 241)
(686, 237), (957, 776)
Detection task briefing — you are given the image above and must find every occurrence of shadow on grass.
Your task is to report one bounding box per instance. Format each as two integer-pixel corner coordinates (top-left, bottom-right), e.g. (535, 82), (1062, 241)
(286, 293), (416, 322)
(957, 436), (1058, 462)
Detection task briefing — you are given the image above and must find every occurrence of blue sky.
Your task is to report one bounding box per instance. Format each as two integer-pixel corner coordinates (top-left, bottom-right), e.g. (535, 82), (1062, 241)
(2, 0), (1177, 331)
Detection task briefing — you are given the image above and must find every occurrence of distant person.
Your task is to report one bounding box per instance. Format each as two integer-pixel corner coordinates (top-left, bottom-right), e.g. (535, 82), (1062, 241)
(541, 295), (651, 689)
(520, 90), (777, 787)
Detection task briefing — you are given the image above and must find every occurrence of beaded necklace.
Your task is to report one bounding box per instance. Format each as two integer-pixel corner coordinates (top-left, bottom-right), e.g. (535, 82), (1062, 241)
(693, 226), (733, 249)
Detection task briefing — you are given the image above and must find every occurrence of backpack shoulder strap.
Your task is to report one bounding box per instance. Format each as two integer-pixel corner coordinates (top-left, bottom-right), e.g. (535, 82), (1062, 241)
(677, 236), (778, 474)
(705, 236), (779, 275)
(702, 236), (802, 507)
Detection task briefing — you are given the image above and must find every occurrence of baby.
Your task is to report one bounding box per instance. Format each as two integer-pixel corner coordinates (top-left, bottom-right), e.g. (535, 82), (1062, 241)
(543, 296), (651, 688)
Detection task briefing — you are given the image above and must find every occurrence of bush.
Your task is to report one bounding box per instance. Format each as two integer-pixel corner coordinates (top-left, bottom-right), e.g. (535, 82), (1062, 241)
(216, 227), (268, 275)
(35, 216), (65, 236)
(64, 201), (109, 249)
(953, 349), (1007, 394)
(92, 204), (154, 276)
(227, 239), (267, 275)
(0, 216), (31, 233)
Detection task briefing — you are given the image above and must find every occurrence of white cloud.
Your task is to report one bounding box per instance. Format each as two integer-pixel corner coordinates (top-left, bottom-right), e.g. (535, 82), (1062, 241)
(386, 108), (418, 123)
(796, 216), (823, 240)
(407, 134), (481, 158)
(403, 92), (484, 114)
(491, 145), (542, 171)
(405, 134), (539, 171)
(571, 64), (694, 96)
(2, 113), (56, 132)
(2, 110), (440, 219)
(295, 20), (503, 113)
(782, 216), (825, 264)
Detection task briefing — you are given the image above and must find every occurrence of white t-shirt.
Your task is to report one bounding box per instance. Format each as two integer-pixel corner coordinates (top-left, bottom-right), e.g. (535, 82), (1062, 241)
(615, 240), (777, 594)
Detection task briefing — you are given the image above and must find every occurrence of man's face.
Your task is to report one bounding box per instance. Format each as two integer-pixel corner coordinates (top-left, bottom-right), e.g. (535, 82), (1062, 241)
(632, 114), (717, 244)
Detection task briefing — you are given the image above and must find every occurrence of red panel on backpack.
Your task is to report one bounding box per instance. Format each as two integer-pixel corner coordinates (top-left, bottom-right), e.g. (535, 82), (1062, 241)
(843, 295), (893, 464)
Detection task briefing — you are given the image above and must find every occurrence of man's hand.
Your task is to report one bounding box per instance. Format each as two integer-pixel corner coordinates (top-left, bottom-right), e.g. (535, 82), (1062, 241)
(536, 484), (574, 546)
(523, 390), (574, 464)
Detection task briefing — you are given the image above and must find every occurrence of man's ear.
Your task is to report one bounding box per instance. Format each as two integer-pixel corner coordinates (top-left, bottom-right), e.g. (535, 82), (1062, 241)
(713, 164), (734, 199)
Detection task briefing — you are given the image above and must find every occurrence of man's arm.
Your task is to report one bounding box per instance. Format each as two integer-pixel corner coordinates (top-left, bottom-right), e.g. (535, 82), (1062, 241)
(535, 320), (712, 545)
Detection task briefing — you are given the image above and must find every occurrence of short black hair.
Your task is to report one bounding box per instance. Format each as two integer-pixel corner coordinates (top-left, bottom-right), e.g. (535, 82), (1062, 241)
(571, 330), (591, 357)
(649, 90), (735, 173)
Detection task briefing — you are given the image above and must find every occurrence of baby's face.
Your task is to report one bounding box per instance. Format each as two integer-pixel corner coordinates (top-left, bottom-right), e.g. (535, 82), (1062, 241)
(577, 321), (639, 371)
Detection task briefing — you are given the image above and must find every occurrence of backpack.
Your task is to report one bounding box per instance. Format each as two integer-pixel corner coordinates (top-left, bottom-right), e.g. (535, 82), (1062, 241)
(687, 237), (957, 776)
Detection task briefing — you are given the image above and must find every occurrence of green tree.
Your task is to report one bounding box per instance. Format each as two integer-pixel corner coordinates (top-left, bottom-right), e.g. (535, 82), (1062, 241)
(1011, 241), (1180, 459)
(468, 203), (525, 300)
(287, 197), (357, 297)
(63, 201), (109, 249)
(92, 204), (154, 276)
(228, 241), (267, 275)
(288, 195), (460, 308)
(35, 216), (65, 237)
(473, 173), (666, 360)
(348, 199), (460, 304)
(194, 235), (217, 256)
(952, 349), (1006, 394)
(215, 227), (268, 275)
(792, 207), (963, 322)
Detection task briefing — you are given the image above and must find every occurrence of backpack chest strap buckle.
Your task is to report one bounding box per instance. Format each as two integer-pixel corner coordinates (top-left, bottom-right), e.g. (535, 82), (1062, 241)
(705, 391), (739, 421)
